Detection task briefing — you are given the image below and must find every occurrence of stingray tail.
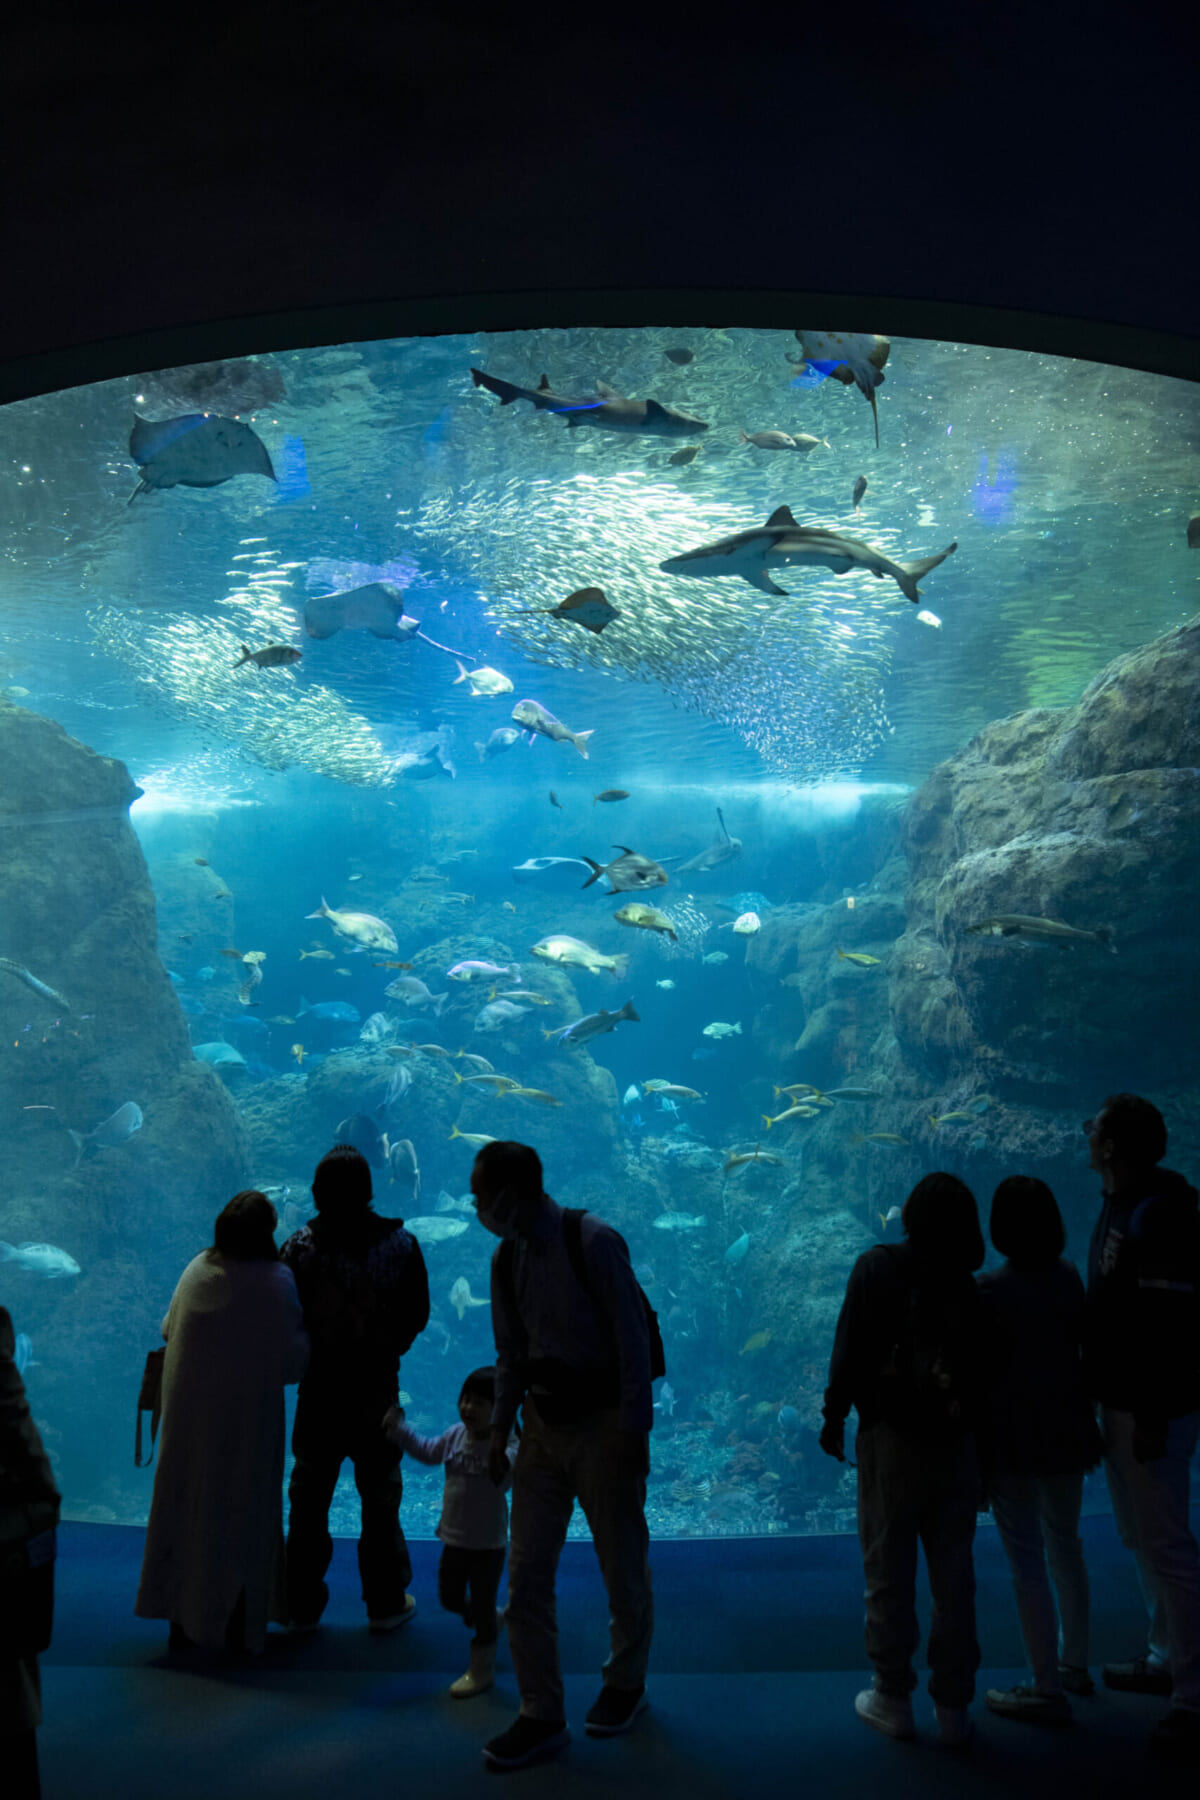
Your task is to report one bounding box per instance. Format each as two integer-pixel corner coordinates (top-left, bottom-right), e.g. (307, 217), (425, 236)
(415, 632), (472, 658)
(126, 479), (150, 505)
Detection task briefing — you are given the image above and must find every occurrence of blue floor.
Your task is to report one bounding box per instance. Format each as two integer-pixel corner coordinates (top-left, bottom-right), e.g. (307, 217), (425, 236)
(37, 1514), (1178, 1797)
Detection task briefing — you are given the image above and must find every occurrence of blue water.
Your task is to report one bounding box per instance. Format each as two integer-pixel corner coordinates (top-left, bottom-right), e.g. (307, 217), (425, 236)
(1, 326), (1197, 1537)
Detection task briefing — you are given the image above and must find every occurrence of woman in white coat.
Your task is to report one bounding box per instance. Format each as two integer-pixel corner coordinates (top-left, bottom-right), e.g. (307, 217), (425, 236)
(136, 1190), (310, 1653)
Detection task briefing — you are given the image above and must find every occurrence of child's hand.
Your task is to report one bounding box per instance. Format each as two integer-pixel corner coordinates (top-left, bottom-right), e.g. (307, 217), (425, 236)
(381, 1403), (405, 1441)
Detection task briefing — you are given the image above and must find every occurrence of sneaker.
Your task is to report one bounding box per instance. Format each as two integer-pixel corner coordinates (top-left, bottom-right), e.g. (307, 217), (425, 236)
(1149, 1709), (1200, 1765)
(1058, 1663), (1095, 1697)
(1103, 1657), (1172, 1695)
(368, 1595), (417, 1633)
(585, 1686), (649, 1736)
(483, 1716), (571, 1770)
(854, 1686), (916, 1740)
(986, 1685), (1072, 1726)
(935, 1704), (972, 1746)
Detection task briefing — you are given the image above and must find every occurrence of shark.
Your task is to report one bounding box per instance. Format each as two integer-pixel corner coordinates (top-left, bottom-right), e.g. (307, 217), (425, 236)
(471, 368), (708, 438)
(660, 506), (957, 602)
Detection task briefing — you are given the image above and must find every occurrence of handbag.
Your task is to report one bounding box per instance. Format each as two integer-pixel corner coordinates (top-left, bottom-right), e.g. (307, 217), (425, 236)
(135, 1347), (166, 1468)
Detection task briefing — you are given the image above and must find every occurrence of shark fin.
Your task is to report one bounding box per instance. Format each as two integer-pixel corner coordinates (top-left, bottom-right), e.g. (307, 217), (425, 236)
(753, 570), (790, 596)
(765, 505), (799, 528)
(537, 373), (552, 390)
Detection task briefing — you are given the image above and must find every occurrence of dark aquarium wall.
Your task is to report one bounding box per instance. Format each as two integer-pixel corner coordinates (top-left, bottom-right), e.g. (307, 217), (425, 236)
(1, 327), (1197, 1537)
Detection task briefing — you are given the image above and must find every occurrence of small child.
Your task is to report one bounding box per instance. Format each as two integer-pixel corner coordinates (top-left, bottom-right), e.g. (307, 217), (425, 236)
(383, 1366), (515, 1697)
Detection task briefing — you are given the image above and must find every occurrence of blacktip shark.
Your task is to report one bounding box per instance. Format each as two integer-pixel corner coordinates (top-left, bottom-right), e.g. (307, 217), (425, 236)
(471, 368), (708, 438)
(128, 412), (275, 502)
(303, 581), (468, 654)
(660, 506), (957, 603)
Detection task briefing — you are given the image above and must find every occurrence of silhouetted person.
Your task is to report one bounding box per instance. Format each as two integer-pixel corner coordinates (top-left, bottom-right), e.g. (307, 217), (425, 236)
(978, 1175), (1103, 1725)
(0, 1307), (59, 1800)
(473, 1141), (654, 1772)
(136, 1190), (309, 1654)
(821, 1171), (985, 1745)
(1084, 1094), (1200, 1762)
(281, 1144), (430, 1632)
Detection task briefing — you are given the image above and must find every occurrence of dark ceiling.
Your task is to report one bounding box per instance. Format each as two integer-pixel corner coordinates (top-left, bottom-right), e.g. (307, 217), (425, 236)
(3, 3), (1197, 400)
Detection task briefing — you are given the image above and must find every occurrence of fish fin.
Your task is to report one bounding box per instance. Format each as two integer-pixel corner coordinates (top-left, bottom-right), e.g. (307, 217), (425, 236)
(595, 379), (621, 399)
(537, 374), (551, 390)
(233, 646), (252, 668)
(454, 660), (470, 683)
(897, 541), (958, 603)
(580, 858), (604, 889)
(762, 1115), (773, 1130)
(432, 993), (448, 1017)
(475, 743), (487, 761)
(668, 929), (678, 942)
(542, 1027), (558, 1040)
(449, 1125), (460, 1139)
(611, 955), (629, 980)
(739, 430), (749, 441)
(453, 1070), (462, 1083)
(620, 1000), (641, 1024)
(765, 505), (799, 528)
(733, 1022), (742, 1033)
(928, 1115), (938, 1129)
(471, 368), (519, 405)
(752, 569), (790, 596)
(572, 729), (594, 759)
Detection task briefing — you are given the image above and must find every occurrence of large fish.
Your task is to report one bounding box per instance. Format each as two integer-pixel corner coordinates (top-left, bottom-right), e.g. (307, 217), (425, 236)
(512, 699), (594, 759)
(405, 1216), (469, 1245)
(0, 1241), (81, 1279)
(531, 935), (627, 977)
(477, 727), (522, 761)
(306, 896), (398, 953)
(303, 581), (467, 654)
(965, 914), (1116, 951)
(543, 588), (621, 634)
(68, 1100), (142, 1167)
(471, 368), (708, 438)
(128, 412), (275, 502)
(384, 975), (447, 1016)
(0, 956), (70, 1011)
(193, 1041), (247, 1066)
(581, 846), (669, 894)
(676, 808), (742, 875)
(793, 332), (891, 446)
(546, 1000), (640, 1048)
(661, 505), (957, 602)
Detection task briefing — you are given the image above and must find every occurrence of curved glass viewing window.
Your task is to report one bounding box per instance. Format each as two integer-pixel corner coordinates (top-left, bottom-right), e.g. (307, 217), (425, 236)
(1, 325), (1197, 1537)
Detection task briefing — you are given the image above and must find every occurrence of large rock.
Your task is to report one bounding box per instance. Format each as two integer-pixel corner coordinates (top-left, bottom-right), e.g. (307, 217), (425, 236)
(895, 617), (1200, 1100)
(0, 702), (251, 1516)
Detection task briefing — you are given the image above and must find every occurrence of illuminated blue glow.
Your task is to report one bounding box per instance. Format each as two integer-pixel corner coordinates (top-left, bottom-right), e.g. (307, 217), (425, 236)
(789, 361), (835, 390)
(971, 446), (1018, 524)
(273, 433), (310, 501)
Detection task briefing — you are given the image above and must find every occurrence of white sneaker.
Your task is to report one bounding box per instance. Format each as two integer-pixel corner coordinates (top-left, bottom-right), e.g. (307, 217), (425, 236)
(935, 1704), (972, 1746)
(855, 1686), (916, 1740)
(368, 1595), (417, 1633)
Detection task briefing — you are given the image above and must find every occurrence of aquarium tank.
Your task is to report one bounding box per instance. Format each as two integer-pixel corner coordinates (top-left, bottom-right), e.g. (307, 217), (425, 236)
(1, 326), (1198, 1541)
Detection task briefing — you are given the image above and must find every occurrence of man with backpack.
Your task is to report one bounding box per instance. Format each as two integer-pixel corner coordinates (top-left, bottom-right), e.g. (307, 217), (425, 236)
(472, 1140), (657, 1772)
(1084, 1094), (1200, 1763)
(820, 1172), (986, 1746)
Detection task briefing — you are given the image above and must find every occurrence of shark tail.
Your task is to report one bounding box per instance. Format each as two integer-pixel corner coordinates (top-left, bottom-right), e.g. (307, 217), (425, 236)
(897, 541), (958, 603)
(471, 368), (520, 405)
(572, 729), (594, 760)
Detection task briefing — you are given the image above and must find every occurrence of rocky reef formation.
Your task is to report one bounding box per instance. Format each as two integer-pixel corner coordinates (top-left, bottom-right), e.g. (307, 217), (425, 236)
(0, 701), (251, 1514)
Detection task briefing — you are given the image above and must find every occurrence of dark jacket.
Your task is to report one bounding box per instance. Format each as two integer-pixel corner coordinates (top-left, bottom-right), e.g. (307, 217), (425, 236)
(1085, 1165), (1200, 1426)
(823, 1240), (983, 1442)
(281, 1212), (430, 1389)
(1, 1307), (61, 1732)
(977, 1259), (1103, 1479)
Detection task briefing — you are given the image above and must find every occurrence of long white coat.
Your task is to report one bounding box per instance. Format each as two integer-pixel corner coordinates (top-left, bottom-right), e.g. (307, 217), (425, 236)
(135, 1252), (309, 1651)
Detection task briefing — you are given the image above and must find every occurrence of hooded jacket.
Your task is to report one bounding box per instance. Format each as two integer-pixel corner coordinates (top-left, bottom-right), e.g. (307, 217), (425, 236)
(1085, 1165), (1200, 1426)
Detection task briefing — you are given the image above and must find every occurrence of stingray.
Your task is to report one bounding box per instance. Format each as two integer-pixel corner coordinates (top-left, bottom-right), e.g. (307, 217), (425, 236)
(127, 413), (276, 502)
(302, 582), (467, 655)
(544, 587), (622, 634)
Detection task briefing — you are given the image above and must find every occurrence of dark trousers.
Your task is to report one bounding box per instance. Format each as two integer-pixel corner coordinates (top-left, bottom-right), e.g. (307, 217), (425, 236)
(287, 1379), (412, 1624)
(438, 1545), (507, 1645)
(856, 1419), (981, 1708)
